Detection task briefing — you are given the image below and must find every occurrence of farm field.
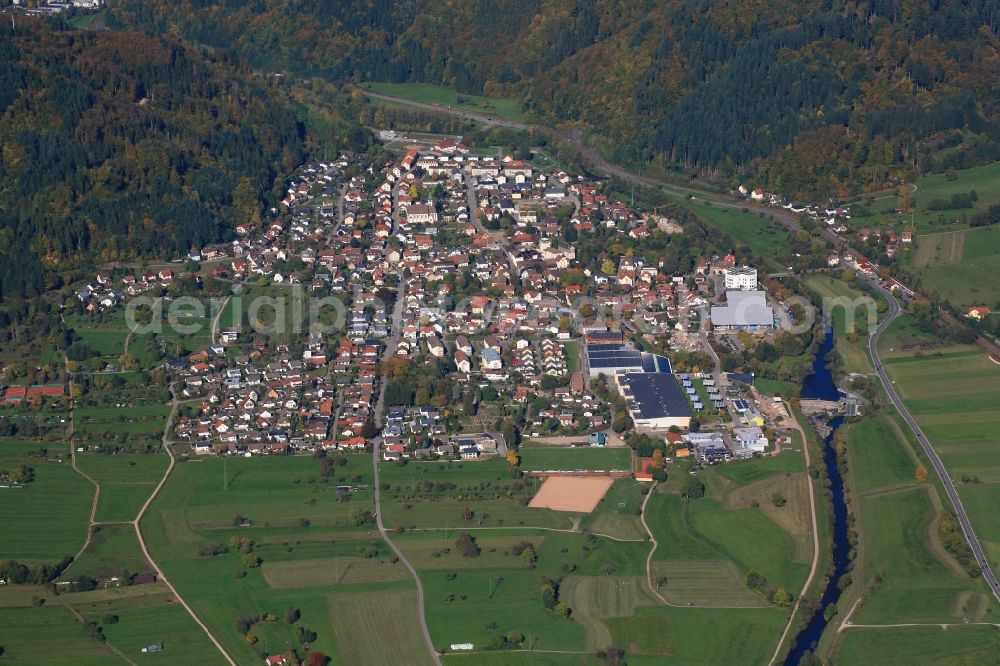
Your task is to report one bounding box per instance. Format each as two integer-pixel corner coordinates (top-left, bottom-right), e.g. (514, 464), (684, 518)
(903, 224), (1000, 307)
(851, 486), (990, 624)
(68, 523), (151, 581)
(0, 439), (93, 564)
(329, 586), (433, 666)
(75, 453), (168, 522)
(878, 344), (1000, 565)
(75, 404), (171, 436)
(845, 416), (918, 493)
(519, 445), (631, 472)
(835, 624), (1000, 665)
(137, 452), (392, 664)
(579, 479), (647, 540)
(365, 82), (526, 123)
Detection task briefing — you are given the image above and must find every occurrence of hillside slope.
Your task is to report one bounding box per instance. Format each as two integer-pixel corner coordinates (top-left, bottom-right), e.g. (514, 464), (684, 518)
(0, 19), (361, 304)
(106, 0), (1000, 195)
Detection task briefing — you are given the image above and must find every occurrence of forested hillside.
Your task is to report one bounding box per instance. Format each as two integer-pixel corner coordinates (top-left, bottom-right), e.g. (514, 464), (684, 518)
(0, 19), (364, 304)
(106, 0), (1000, 196)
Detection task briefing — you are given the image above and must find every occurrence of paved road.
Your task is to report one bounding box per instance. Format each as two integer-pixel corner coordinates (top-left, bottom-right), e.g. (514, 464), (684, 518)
(868, 283), (1000, 604)
(369, 232), (441, 665)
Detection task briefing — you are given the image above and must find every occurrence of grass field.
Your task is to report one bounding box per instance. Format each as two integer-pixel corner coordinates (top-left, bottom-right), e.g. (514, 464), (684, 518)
(261, 557), (410, 588)
(560, 576), (660, 649)
(329, 586), (434, 666)
(904, 224), (1000, 307)
(648, 559), (769, 607)
(519, 446), (631, 472)
(75, 404), (171, 436)
(678, 202), (791, 265)
(846, 416), (917, 493)
(137, 453), (385, 664)
(0, 606), (112, 665)
(836, 624), (1000, 665)
(75, 453), (168, 522)
(0, 440), (93, 563)
(606, 605), (788, 663)
(852, 486), (990, 624)
(803, 274), (882, 375)
(63, 585), (223, 664)
(378, 457), (574, 529)
(579, 479), (647, 540)
(69, 524), (151, 581)
(366, 82), (526, 123)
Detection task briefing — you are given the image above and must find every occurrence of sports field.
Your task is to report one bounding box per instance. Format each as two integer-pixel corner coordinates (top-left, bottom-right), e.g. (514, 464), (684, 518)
(528, 477), (614, 512)
(520, 445), (631, 472)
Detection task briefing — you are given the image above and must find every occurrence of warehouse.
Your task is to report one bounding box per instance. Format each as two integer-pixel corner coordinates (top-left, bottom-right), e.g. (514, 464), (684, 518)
(585, 343), (672, 377)
(614, 372), (692, 430)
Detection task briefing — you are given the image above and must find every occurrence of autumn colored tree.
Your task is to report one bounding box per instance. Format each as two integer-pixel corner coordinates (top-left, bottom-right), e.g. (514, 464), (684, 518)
(916, 465), (929, 483)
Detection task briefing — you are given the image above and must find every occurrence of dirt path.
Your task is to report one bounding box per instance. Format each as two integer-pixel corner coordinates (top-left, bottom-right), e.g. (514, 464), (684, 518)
(638, 483), (676, 608)
(406, 525), (646, 543)
(132, 384), (238, 666)
(62, 362), (101, 575)
(210, 295), (231, 345)
(767, 405), (821, 666)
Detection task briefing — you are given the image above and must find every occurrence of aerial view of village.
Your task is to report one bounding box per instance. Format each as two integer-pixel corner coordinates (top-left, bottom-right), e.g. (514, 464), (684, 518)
(3, 2), (1000, 666)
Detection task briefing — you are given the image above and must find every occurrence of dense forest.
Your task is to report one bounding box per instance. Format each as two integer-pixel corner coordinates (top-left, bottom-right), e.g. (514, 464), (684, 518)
(105, 0), (1000, 196)
(0, 19), (366, 304)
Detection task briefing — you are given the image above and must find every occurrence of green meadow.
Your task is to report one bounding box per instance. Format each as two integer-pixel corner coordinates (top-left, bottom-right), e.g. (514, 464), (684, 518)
(366, 82), (526, 123)
(0, 440), (92, 564)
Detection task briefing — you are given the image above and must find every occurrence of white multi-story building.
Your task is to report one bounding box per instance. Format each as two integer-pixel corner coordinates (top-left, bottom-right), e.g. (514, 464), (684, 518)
(724, 266), (758, 291)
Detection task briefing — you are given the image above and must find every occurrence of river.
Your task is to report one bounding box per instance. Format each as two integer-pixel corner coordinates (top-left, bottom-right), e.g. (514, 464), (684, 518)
(784, 331), (850, 664)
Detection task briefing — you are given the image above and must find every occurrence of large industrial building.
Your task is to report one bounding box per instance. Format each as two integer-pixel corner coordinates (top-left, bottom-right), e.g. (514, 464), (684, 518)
(710, 291), (775, 332)
(585, 343), (672, 377)
(614, 372), (692, 430)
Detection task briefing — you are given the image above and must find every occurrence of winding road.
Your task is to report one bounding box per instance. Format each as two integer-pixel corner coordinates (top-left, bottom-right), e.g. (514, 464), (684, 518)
(867, 282), (1000, 604)
(134, 384), (239, 665)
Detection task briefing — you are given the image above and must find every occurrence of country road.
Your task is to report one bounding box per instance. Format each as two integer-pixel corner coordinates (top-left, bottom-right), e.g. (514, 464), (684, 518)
(370, 239), (441, 665)
(135, 384), (239, 666)
(867, 282), (1000, 604)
